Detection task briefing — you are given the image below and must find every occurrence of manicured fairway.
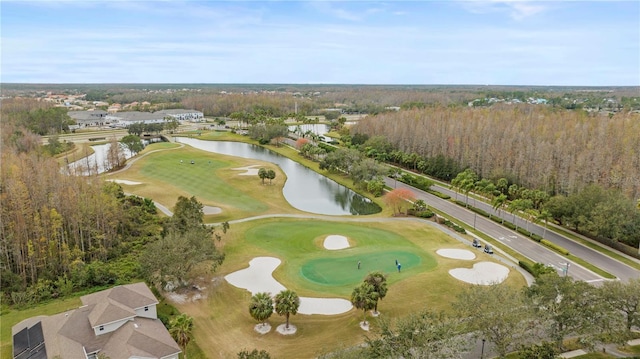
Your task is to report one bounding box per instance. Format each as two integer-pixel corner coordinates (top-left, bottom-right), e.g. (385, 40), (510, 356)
(138, 149), (267, 212)
(244, 220), (437, 295)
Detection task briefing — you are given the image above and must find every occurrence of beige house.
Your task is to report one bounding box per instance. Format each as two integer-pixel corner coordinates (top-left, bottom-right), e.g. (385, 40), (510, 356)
(12, 282), (181, 359)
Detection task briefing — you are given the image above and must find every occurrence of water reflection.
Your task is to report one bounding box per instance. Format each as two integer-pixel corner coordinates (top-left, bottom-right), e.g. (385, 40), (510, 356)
(66, 143), (133, 176)
(176, 138), (381, 216)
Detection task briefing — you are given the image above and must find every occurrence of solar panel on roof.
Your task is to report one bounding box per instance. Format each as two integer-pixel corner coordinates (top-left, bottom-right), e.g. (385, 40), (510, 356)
(12, 322), (47, 359)
(14, 351), (31, 359)
(28, 322), (44, 346)
(12, 327), (29, 357)
(29, 345), (47, 359)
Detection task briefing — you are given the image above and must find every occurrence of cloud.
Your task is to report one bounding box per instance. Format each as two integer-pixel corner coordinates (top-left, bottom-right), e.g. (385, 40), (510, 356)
(459, 0), (548, 20)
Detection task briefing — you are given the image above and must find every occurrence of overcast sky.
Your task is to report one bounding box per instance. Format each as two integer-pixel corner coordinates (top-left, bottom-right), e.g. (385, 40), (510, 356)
(1, 0), (638, 86)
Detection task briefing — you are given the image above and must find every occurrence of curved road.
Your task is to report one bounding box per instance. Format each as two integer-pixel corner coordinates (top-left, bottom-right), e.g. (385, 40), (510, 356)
(385, 178), (640, 283)
(432, 184), (640, 283)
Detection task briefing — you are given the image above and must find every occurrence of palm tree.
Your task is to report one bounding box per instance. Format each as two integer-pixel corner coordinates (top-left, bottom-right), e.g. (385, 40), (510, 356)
(169, 314), (194, 359)
(364, 272), (388, 315)
(492, 194), (507, 224)
(351, 282), (378, 325)
(249, 292), (273, 328)
(536, 209), (553, 239)
(274, 290), (300, 330)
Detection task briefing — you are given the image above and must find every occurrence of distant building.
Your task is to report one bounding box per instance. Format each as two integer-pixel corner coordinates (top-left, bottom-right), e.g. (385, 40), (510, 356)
(105, 111), (167, 128)
(12, 282), (181, 359)
(155, 109), (204, 122)
(67, 110), (109, 128)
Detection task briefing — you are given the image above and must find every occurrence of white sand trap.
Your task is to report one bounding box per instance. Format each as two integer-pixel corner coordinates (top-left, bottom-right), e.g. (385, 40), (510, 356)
(449, 262), (510, 285)
(324, 235), (350, 250)
(232, 165), (261, 176)
(436, 249), (476, 260)
(225, 257), (353, 315)
(106, 179), (142, 185)
(202, 205), (222, 215)
(225, 257), (286, 296)
(299, 297), (353, 315)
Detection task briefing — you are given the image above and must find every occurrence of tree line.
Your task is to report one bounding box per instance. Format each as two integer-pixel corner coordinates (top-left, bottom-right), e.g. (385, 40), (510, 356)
(321, 274), (640, 359)
(0, 99), (227, 306)
(349, 105), (640, 252)
(352, 104), (640, 199)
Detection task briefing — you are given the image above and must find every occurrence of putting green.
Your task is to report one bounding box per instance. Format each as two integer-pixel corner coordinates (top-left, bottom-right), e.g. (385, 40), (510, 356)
(244, 220), (437, 294)
(301, 250), (422, 286)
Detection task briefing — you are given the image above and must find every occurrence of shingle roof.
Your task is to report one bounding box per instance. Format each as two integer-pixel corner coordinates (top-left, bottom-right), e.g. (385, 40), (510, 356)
(87, 300), (136, 327)
(13, 283), (179, 359)
(102, 319), (181, 359)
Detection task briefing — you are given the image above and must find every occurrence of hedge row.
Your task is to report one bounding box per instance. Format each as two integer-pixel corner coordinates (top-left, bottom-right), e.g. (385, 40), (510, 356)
(317, 142), (337, 153)
(427, 189), (451, 200)
(415, 210), (435, 218)
(519, 261), (535, 276)
(398, 173), (435, 192)
(541, 239), (570, 255)
(442, 219), (466, 234)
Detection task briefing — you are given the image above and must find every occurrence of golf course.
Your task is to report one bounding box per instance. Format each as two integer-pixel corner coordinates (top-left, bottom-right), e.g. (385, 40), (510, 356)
(104, 136), (527, 358)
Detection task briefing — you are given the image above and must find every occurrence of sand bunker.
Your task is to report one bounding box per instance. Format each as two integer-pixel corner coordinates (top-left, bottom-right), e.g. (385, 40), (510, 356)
(324, 235), (350, 250)
(224, 257), (353, 315)
(232, 165), (260, 176)
(436, 249), (476, 260)
(106, 179), (142, 185)
(202, 205), (222, 215)
(449, 262), (510, 285)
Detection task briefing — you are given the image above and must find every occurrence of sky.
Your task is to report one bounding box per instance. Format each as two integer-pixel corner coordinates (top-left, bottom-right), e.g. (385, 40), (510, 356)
(1, 0), (639, 86)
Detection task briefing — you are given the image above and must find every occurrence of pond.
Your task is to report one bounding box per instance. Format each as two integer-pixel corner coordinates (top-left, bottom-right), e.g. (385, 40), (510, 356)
(66, 143), (134, 176)
(176, 138), (381, 216)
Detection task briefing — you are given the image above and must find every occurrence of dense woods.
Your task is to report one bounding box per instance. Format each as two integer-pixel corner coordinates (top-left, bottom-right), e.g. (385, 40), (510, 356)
(353, 105), (640, 199)
(351, 105), (640, 250)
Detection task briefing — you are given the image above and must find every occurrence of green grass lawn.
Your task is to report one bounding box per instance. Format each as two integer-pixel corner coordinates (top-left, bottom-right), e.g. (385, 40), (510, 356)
(302, 250), (422, 287)
(109, 142), (299, 221)
(243, 220), (436, 296)
(188, 218), (526, 358)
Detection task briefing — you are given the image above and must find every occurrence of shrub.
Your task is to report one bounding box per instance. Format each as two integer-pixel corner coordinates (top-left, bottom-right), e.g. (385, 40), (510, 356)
(519, 261), (535, 276)
(517, 227), (532, 237)
(504, 222), (516, 230)
(426, 189), (450, 199)
(531, 233), (543, 242)
(541, 239), (570, 255)
(318, 142), (337, 153)
(416, 210), (435, 218)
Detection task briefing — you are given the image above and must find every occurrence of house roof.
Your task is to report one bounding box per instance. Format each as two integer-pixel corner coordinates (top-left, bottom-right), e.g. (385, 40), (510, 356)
(82, 282), (158, 310)
(67, 110), (108, 121)
(12, 283), (178, 359)
(155, 109), (202, 115)
(102, 319), (181, 359)
(106, 111), (164, 122)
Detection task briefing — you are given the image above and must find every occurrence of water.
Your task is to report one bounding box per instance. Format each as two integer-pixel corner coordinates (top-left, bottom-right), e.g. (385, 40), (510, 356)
(66, 143), (133, 175)
(176, 138), (381, 216)
(289, 124), (330, 140)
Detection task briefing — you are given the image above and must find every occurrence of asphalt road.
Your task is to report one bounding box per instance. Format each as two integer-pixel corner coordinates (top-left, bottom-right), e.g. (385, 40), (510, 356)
(385, 178), (640, 283)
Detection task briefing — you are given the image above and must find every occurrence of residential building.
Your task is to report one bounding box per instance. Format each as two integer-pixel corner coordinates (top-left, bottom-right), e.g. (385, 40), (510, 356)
(12, 282), (181, 359)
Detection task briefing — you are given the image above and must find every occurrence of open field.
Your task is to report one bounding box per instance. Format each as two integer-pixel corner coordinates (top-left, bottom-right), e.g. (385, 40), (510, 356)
(174, 218), (526, 358)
